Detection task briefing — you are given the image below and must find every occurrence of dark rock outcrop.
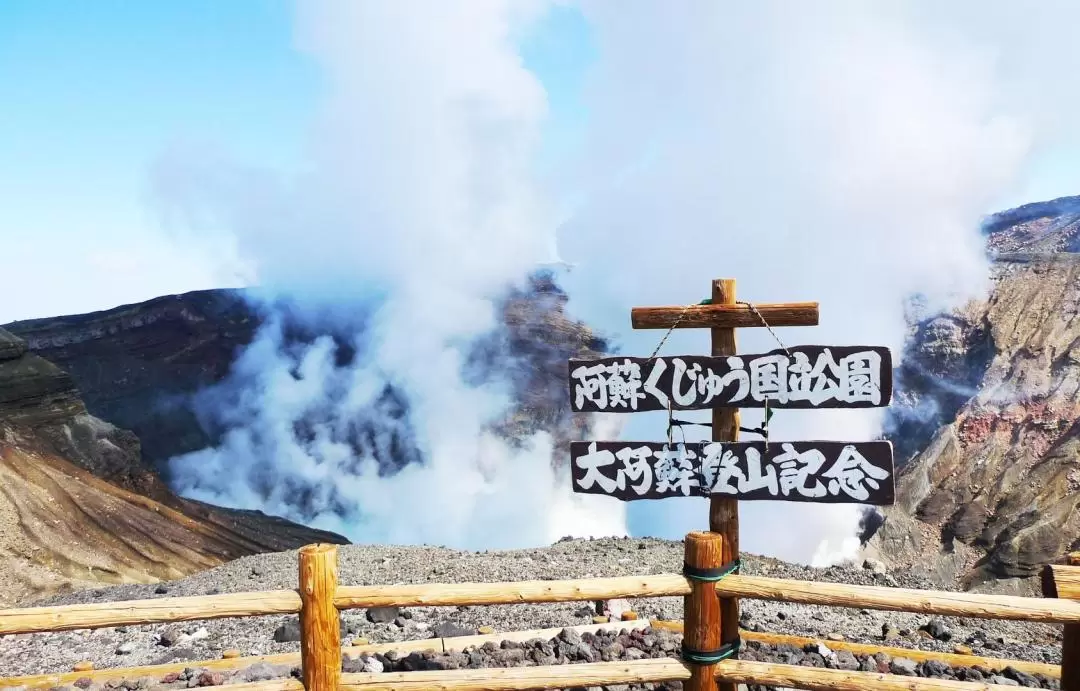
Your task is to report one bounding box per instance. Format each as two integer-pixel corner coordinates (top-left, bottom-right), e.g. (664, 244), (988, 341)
(0, 326), (346, 606)
(0, 272), (611, 602)
(868, 199), (1080, 591)
(5, 289), (259, 475)
(4, 273), (610, 483)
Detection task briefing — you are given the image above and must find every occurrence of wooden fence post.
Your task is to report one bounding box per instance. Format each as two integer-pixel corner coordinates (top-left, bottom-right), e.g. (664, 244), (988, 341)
(1044, 552), (1080, 691)
(684, 531), (725, 691)
(710, 278), (740, 691)
(299, 544), (340, 691)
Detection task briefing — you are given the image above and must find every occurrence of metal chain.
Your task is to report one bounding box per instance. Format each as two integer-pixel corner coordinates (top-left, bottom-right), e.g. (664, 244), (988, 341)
(738, 300), (790, 356)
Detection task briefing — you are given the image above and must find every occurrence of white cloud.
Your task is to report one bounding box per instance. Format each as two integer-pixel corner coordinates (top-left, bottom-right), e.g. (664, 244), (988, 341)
(552, 0), (1056, 563)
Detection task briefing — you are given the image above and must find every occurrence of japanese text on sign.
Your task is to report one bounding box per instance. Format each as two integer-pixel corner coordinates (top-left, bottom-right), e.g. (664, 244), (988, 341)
(568, 345), (892, 413)
(569, 440), (895, 505)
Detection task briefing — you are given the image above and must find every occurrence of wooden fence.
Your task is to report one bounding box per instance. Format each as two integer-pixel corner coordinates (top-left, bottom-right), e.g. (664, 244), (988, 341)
(2, 538), (1078, 691)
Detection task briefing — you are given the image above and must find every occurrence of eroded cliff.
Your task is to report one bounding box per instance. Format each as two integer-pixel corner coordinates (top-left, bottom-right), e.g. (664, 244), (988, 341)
(869, 198), (1080, 592)
(0, 327), (346, 606)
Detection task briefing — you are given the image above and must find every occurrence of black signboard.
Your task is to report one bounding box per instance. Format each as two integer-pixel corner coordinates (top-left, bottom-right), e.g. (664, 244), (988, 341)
(570, 440), (895, 505)
(568, 345), (892, 413)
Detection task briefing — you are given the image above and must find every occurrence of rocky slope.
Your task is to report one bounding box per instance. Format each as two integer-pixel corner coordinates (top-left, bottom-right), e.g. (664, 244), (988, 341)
(0, 274), (610, 604)
(869, 196), (1080, 592)
(0, 327), (346, 607)
(3, 290), (260, 477)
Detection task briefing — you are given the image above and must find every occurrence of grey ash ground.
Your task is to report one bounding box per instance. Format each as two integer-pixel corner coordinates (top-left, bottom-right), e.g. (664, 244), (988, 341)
(0, 537), (1064, 687)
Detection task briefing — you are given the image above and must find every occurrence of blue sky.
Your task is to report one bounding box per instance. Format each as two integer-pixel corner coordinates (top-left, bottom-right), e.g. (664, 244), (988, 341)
(2, 1), (1078, 324)
(0, 1), (594, 323)
(6, 2), (1080, 551)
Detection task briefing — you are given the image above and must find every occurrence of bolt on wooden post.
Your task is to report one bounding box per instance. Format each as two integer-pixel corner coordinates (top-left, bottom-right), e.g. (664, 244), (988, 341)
(299, 544), (341, 691)
(567, 275), (897, 686)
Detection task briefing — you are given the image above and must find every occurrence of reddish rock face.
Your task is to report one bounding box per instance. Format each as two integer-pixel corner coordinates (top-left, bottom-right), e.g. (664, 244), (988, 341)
(873, 197), (1080, 590)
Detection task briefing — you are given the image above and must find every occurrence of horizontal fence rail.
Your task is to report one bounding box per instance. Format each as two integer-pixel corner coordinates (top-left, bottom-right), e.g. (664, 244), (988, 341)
(333, 574), (691, 609)
(1, 618), (1060, 690)
(716, 574), (1080, 623)
(338, 573), (1080, 623)
(1, 541), (1074, 691)
(335, 658), (1018, 691)
(0, 590), (301, 635)
(6, 571), (1078, 639)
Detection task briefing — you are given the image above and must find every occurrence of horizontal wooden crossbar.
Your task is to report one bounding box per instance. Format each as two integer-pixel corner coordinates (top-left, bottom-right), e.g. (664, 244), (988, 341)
(2, 618), (1056, 689)
(5, 569), (1080, 637)
(1042, 563), (1080, 600)
(631, 302), (819, 329)
(333, 575), (691, 609)
(650, 620), (1060, 678)
(716, 574), (1080, 623)
(338, 573), (1080, 624)
(338, 658), (1025, 691)
(0, 590), (301, 635)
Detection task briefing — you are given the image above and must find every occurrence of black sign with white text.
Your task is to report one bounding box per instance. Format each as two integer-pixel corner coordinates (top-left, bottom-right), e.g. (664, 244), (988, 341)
(570, 440), (895, 505)
(568, 346), (892, 413)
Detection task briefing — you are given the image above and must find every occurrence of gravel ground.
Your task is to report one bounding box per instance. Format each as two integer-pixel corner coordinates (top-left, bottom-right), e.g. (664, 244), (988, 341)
(0, 626), (1062, 691)
(0, 536), (1063, 680)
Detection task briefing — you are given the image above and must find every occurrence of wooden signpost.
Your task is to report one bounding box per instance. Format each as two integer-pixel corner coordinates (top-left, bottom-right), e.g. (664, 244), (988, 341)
(566, 278), (896, 691)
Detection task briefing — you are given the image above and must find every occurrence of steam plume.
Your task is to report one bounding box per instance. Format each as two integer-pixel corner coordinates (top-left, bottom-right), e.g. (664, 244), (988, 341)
(154, 1), (1080, 563)
(553, 1), (1052, 564)
(157, 0), (627, 549)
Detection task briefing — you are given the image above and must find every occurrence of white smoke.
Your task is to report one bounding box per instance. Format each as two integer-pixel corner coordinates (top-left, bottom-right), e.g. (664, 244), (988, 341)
(551, 0), (1058, 564)
(153, 1), (1080, 563)
(157, 0), (626, 550)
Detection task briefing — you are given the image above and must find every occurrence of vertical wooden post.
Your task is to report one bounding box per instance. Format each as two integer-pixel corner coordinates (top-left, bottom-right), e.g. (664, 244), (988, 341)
(710, 278), (740, 691)
(684, 531), (725, 691)
(1063, 554), (1080, 691)
(299, 544), (341, 691)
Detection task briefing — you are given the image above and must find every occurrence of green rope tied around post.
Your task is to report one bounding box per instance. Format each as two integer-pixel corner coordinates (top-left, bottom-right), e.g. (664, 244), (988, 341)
(681, 638), (741, 664)
(682, 558), (741, 582)
(681, 559), (742, 665)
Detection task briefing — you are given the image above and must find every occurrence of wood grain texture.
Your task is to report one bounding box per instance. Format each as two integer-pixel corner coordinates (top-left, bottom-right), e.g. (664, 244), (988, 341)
(0, 590), (301, 635)
(684, 531), (724, 691)
(340, 659), (691, 690)
(1042, 564), (1080, 600)
(631, 302), (819, 329)
(334, 574), (692, 609)
(1041, 559), (1079, 691)
(649, 621), (1060, 678)
(0, 651), (306, 689)
(1063, 625), (1080, 691)
(0, 621), (658, 689)
(338, 657), (1021, 691)
(715, 658), (1021, 691)
(298, 544), (340, 691)
(710, 279), (740, 691)
(441, 619), (651, 653)
(717, 574), (1080, 623)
